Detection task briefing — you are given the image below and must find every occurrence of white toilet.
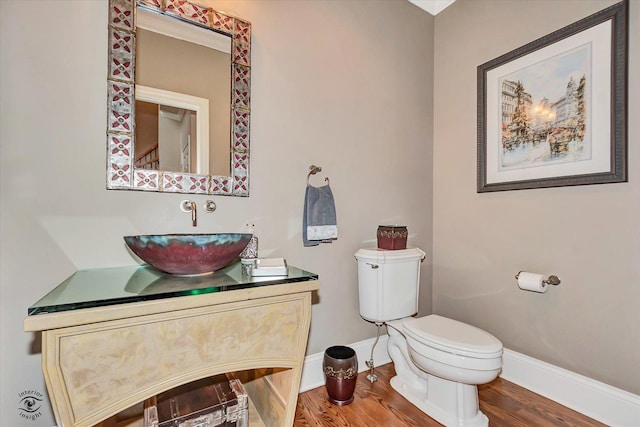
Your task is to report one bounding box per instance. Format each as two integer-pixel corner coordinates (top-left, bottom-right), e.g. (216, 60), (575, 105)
(355, 248), (503, 427)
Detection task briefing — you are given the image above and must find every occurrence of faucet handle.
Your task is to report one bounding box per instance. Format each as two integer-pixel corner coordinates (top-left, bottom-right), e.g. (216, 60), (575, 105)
(205, 200), (216, 212)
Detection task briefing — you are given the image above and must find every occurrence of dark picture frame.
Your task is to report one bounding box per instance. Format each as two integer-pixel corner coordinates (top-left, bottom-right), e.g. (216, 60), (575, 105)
(477, 0), (628, 192)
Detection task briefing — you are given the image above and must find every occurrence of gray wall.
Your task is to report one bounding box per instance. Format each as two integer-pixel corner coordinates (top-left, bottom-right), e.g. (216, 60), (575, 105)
(3, 1), (637, 426)
(433, 0), (639, 395)
(0, 1), (434, 425)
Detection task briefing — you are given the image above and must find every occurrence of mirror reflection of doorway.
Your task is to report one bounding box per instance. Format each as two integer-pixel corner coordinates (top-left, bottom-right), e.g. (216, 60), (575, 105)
(134, 101), (197, 173)
(133, 85), (209, 174)
(134, 100), (159, 170)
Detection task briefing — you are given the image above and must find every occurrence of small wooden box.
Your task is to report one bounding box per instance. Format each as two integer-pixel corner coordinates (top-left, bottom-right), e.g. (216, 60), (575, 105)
(144, 373), (248, 427)
(377, 226), (408, 250)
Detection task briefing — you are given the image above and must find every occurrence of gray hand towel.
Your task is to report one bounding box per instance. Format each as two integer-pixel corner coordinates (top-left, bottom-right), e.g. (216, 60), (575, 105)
(303, 184), (338, 247)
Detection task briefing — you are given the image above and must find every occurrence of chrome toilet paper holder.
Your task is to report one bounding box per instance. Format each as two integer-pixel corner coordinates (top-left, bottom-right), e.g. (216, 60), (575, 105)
(515, 271), (561, 286)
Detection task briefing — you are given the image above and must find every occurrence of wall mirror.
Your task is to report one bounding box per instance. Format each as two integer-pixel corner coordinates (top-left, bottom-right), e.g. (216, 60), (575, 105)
(106, 0), (251, 196)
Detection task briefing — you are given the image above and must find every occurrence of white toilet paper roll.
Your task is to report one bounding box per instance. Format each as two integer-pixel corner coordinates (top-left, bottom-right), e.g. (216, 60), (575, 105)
(517, 271), (547, 293)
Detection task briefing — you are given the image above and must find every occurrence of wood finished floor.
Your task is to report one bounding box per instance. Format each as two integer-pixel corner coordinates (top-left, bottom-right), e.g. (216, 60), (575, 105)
(294, 363), (605, 426)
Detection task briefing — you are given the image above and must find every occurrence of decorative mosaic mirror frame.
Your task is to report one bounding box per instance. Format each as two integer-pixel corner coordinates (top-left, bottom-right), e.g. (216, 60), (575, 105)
(106, 0), (251, 196)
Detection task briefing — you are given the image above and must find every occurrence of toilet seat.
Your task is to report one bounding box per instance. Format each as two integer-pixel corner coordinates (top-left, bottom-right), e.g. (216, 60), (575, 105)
(403, 315), (503, 359)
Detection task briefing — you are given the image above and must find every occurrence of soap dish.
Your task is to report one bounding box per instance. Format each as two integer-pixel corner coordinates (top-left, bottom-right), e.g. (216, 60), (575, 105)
(251, 258), (288, 276)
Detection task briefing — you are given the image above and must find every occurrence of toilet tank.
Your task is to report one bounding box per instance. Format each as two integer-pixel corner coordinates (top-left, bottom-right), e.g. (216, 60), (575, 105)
(355, 247), (425, 323)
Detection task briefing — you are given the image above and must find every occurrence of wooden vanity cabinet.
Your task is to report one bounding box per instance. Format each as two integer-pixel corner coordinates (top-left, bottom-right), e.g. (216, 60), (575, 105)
(24, 265), (319, 427)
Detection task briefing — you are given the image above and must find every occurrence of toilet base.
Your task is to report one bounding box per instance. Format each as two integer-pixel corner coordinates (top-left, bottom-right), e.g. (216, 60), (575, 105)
(390, 373), (488, 427)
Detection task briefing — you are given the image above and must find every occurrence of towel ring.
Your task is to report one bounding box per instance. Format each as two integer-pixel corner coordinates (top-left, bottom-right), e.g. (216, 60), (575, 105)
(307, 164), (330, 185)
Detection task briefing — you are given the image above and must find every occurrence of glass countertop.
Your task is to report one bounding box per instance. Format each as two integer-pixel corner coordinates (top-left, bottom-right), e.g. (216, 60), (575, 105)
(28, 262), (318, 315)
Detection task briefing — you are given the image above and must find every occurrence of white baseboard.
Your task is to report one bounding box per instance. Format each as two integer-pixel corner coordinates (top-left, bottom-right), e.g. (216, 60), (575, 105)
(500, 348), (640, 427)
(300, 340), (640, 427)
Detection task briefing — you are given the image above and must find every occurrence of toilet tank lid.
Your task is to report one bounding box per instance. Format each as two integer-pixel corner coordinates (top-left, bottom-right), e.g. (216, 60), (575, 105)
(354, 247), (425, 263)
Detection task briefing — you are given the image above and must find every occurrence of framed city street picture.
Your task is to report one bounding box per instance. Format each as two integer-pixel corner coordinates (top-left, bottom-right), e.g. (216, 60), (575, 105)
(477, 0), (628, 192)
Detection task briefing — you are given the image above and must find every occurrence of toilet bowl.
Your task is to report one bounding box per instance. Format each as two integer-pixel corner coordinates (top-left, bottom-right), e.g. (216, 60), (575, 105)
(355, 248), (503, 427)
(403, 315), (503, 384)
(387, 315), (502, 427)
